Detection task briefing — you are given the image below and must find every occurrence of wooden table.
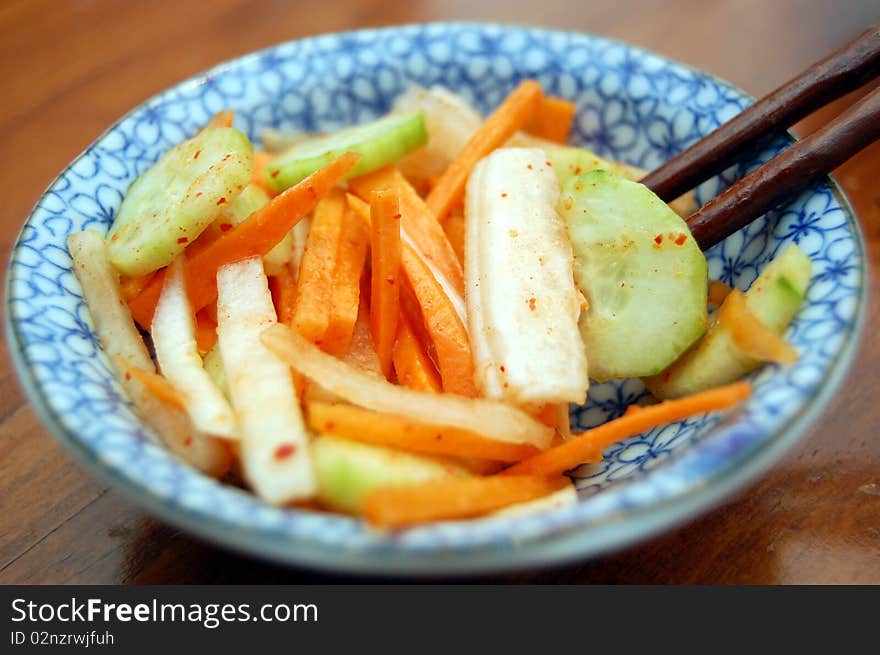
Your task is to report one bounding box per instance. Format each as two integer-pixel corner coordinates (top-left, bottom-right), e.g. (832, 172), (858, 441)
(1, 0), (878, 584)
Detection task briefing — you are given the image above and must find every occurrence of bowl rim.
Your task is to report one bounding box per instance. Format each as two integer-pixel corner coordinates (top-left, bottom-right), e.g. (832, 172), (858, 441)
(4, 21), (868, 576)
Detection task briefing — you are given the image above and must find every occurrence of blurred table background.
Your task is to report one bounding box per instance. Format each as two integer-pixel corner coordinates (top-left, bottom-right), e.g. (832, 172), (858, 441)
(1, 0), (878, 584)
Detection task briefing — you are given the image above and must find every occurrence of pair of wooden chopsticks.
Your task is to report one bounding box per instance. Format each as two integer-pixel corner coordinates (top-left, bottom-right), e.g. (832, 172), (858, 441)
(642, 23), (880, 250)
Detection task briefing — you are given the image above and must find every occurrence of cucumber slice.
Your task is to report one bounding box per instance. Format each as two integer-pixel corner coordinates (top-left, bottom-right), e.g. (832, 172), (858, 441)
(560, 171), (708, 382)
(312, 435), (469, 514)
(543, 145), (621, 185)
(107, 127), (253, 276)
(645, 244), (812, 399)
(542, 144), (697, 218)
(264, 111), (428, 191)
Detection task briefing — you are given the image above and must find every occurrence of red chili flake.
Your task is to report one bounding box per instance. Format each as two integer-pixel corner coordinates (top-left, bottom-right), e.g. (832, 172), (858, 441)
(527, 164), (534, 170)
(574, 166), (582, 174)
(184, 436), (193, 447)
(177, 237), (188, 244)
(654, 234), (664, 244)
(499, 365), (506, 373)
(194, 149), (202, 159)
(124, 371), (132, 381)
(503, 382), (510, 389)
(662, 371), (671, 382)
(216, 197), (227, 206)
(325, 421), (335, 430)
(271, 170), (280, 178)
(393, 213), (402, 220)
(219, 223), (233, 232)
(501, 192), (508, 198)
(195, 192), (203, 197)
(674, 234), (687, 245)
(545, 161), (553, 167)
(386, 276), (396, 286)
(274, 443), (297, 460)
(528, 297), (537, 311)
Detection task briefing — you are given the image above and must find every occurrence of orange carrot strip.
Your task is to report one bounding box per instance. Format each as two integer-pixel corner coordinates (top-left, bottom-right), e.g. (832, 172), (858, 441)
(268, 262), (298, 327)
(194, 310), (217, 356)
(323, 207), (370, 356)
(425, 79), (542, 220)
(307, 402), (539, 462)
(351, 191), (473, 394)
(350, 166), (464, 296)
(118, 272), (157, 302)
(128, 152), (360, 329)
(722, 290), (799, 364)
(252, 150), (277, 197)
(119, 359), (184, 409)
(708, 279), (733, 309)
(525, 95), (576, 143)
(292, 188), (346, 344)
(364, 475), (569, 528)
(400, 243), (476, 396)
(369, 188), (402, 380)
(536, 403), (560, 430)
(441, 209), (465, 268)
(392, 315), (442, 393)
(205, 109), (234, 129)
(502, 382), (753, 477)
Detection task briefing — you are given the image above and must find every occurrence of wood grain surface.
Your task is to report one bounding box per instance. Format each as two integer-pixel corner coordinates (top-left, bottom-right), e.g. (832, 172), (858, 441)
(1, 0), (878, 584)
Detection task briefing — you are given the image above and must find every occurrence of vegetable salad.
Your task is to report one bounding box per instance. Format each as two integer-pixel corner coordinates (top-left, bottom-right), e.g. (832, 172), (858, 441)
(68, 80), (810, 528)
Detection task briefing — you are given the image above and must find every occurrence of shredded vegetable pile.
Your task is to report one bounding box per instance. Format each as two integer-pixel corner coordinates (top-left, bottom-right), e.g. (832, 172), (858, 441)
(68, 79), (812, 528)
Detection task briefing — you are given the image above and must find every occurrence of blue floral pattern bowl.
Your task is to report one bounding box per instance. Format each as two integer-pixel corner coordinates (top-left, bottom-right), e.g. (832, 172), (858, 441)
(5, 23), (865, 575)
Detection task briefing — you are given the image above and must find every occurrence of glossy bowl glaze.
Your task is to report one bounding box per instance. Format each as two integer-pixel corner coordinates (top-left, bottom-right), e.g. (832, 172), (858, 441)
(5, 23), (865, 575)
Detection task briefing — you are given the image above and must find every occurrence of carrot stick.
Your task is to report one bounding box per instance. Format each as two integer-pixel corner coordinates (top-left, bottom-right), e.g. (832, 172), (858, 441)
(708, 279), (733, 309)
(502, 381), (753, 477)
(194, 310), (217, 356)
(205, 109), (234, 130)
(425, 79), (542, 220)
(323, 206), (370, 356)
(252, 150), (277, 197)
(536, 403), (560, 430)
(118, 358), (184, 409)
(369, 188), (402, 380)
(118, 272), (157, 302)
(525, 95), (576, 143)
(349, 166), (464, 296)
(401, 243), (476, 396)
(292, 188), (346, 344)
(392, 315), (442, 393)
(350, 191), (473, 394)
(364, 475), (569, 528)
(127, 152), (360, 329)
(441, 209), (465, 268)
(306, 402), (539, 462)
(268, 262), (297, 327)
(722, 290), (799, 364)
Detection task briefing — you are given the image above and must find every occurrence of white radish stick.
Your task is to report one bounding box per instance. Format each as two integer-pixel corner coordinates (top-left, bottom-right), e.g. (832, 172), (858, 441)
(216, 256), (316, 504)
(465, 148), (589, 405)
(68, 230), (230, 477)
(152, 258), (236, 438)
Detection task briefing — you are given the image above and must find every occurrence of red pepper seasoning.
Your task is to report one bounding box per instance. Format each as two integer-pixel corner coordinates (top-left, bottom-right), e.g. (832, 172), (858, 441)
(274, 443), (297, 461)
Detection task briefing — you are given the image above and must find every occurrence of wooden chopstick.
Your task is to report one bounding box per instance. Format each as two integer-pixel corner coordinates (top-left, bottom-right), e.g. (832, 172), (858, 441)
(642, 23), (880, 203)
(686, 84), (880, 249)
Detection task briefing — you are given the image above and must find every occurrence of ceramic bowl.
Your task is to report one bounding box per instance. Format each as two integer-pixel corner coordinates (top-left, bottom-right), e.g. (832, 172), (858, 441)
(5, 23), (865, 575)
